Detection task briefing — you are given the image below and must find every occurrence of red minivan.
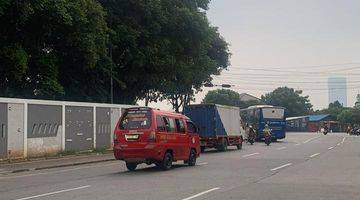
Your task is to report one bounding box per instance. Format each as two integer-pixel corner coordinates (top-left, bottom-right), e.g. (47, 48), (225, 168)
(113, 107), (201, 171)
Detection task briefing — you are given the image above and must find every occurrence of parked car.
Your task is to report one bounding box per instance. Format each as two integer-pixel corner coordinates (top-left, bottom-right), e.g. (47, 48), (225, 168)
(183, 104), (245, 152)
(113, 107), (201, 171)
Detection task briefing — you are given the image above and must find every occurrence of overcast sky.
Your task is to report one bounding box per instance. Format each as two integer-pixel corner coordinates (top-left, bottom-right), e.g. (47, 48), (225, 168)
(143, 0), (360, 110)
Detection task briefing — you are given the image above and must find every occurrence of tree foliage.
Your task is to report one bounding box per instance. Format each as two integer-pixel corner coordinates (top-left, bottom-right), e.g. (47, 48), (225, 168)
(0, 0), (109, 101)
(316, 101), (344, 119)
(202, 89), (261, 109)
(338, 108), (360, 124)
(261, 87), (313, 117)
(99, 0), (230, 108)
(0, 0), (230, 108)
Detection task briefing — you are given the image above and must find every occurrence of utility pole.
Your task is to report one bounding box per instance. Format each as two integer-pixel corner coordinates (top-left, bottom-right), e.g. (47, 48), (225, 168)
(110, 45), (114, 104)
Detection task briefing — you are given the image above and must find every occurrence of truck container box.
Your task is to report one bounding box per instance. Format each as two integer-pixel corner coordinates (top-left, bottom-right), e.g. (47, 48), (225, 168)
(183, 104), (244, 138)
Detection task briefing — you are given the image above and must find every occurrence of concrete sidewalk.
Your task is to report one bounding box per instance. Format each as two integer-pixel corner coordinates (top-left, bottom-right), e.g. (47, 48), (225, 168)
(0, 153), (115, 175)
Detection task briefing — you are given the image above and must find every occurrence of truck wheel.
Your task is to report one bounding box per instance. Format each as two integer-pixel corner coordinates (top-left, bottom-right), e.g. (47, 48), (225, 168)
(160, 151), (173, 170)
(187, 149), (197, 166)
(236, 142), (242, 150)
(200, 146), (205, 153)
(217, 139), (228, 152)
(126, 162), (137, 171)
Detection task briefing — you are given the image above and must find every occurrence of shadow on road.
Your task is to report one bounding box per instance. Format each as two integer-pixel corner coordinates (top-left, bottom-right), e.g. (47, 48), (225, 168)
(110, 163), (201, 176)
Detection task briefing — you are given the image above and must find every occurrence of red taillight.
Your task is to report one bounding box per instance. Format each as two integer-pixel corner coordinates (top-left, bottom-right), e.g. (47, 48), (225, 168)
(114, 131), (120, 144)
(148, 131), (156, 142)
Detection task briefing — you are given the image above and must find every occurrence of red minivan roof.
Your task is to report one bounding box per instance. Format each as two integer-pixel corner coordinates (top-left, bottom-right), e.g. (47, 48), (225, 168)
(126, 107), (189, 120)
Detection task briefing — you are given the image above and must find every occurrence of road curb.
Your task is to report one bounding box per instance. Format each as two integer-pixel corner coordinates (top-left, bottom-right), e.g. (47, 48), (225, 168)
(0, 158), (116, 175)
(33, 158), (116, 171)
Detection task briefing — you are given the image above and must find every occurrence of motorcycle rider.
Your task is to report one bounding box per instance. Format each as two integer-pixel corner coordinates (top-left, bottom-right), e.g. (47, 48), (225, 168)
(248, 125), (256, 143)
(347, 125), (352, 135)
(263, 124), (272, 145)
(263, 124), (271, 138)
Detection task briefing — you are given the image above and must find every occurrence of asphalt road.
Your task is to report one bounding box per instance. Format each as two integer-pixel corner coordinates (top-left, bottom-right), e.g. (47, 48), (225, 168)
(1, 132), (359, 200)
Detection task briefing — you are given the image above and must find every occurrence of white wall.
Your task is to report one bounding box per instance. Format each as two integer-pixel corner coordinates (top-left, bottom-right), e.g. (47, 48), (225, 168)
(7, 103), (24, 158)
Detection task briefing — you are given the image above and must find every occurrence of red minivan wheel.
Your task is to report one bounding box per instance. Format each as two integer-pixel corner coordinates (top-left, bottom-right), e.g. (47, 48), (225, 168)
(126, 162), (137, 171)
(160, 152), (173, 170)
(187, 149), (197, 166)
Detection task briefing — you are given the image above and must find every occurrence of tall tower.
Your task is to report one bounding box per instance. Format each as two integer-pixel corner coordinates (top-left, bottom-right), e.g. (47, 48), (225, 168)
(328, 77), (347, 107)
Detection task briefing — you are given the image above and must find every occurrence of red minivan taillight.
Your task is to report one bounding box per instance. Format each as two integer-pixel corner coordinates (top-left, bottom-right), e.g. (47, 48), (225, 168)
(148, 131), (156, 142)
(114, 131), (119, 144)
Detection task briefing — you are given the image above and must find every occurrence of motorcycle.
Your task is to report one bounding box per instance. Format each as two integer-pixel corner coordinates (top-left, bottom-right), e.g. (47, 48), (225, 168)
(264, 130), (272, 146)
(322, 127), (329, 135)
(248, 128), (256, 145)
(355, 129), (360, 136)
(323, 129), (328, 135)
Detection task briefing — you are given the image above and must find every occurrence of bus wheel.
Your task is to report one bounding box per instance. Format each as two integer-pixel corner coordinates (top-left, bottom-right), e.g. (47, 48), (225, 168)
(126, 162), (137, 171)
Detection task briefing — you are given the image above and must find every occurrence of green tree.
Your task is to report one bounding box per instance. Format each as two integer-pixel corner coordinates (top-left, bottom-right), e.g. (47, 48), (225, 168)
(0, 0), (108, 101)
(261, 87), (313, 117)
(317, 101), (344, 119)
(158, 1), (230, 112)
(202, 89), (241, 106)
(100, 0), (230, 109)
(338, 108), (360, 124)
(202, 89), (260, 108)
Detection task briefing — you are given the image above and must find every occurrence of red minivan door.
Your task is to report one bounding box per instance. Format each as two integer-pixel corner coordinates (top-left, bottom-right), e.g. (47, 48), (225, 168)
(175, 118), (190, 159)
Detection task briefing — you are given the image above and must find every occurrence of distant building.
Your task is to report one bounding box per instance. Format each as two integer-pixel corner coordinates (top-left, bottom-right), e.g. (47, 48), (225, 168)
(239, 93), (260, 102)
(286, 114), (343, 132)
(328, 77), (347, 107)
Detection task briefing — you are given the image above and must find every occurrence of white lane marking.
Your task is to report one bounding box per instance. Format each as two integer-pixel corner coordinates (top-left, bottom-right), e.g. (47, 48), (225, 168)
(182, 187), (220, 200)
(271, 163), (292, 171)
(197, 162), (208, 166)
(303, 136), (320, 144)
(277, 147), (286, 150)
(295, 143), (301, 146)
(328, 147), (334, 150)
(310, 153), (320, 158)
(337, 143), (341, 146)
(341, 137), (346, 143)
(242, 153), (260, 158)
(15, 185), (90, 200)
(0, 162), (118, 180)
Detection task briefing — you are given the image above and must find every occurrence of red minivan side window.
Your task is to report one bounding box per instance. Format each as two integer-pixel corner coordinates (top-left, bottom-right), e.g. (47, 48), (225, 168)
(166, 117), (176, 133)
(186, 121), (197, 134)
(175, 119), (186, 133)
(156, 115), (166, 132)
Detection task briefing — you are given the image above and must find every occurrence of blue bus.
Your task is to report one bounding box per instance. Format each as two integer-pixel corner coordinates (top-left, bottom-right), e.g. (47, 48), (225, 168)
(240, 105), (286, 140)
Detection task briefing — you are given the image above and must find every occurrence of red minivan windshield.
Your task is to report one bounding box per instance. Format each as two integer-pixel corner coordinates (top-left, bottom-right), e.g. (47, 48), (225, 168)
(119, 110), (152, 130)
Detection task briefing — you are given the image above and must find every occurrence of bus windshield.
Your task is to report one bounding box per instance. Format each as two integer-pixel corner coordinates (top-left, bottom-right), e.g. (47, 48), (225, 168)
(120, 110), (152, 130)
(262, 108), (284, 120)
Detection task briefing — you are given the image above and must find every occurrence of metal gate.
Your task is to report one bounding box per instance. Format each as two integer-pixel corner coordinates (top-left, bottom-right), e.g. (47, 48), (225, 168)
(96, 107), (111, 149)
(65, 106), (94, 151)
(0, 103), (8, 158)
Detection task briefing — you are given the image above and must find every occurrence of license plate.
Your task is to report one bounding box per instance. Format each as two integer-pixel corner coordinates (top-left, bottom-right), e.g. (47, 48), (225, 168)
(125, 134), (139, 140)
